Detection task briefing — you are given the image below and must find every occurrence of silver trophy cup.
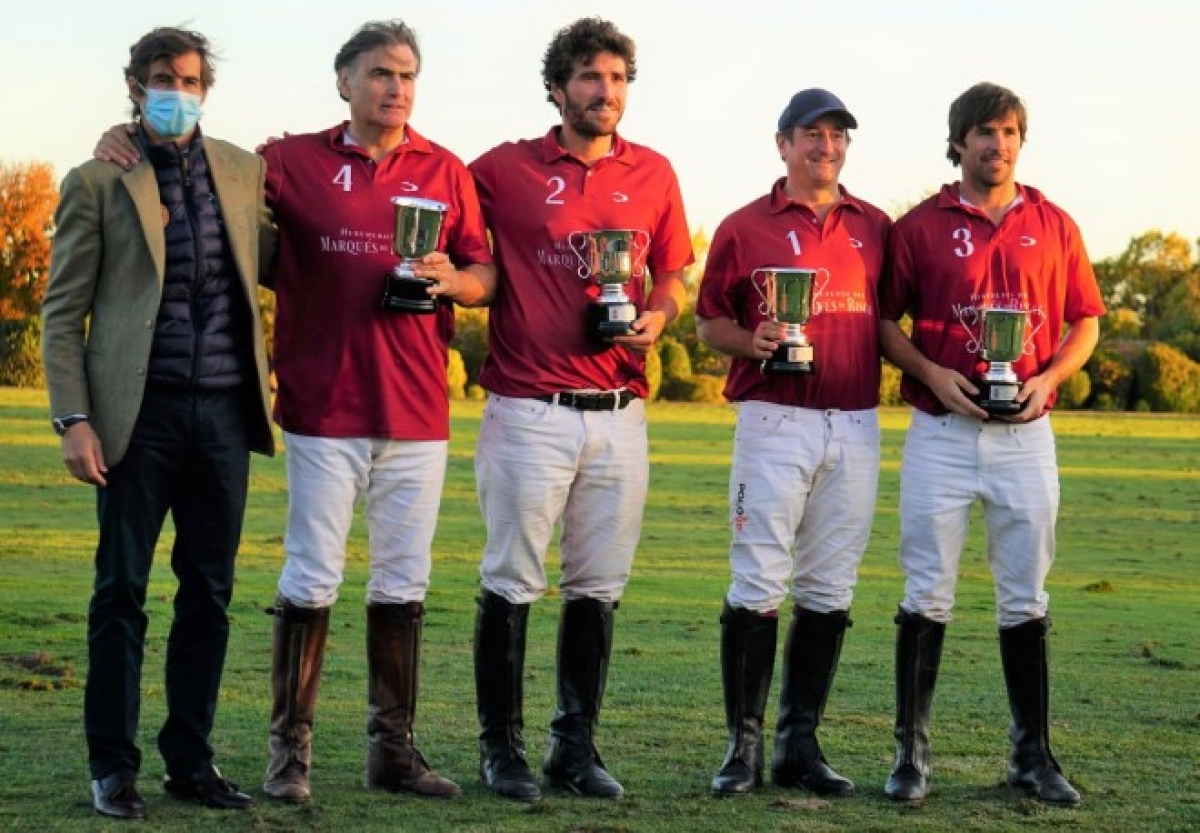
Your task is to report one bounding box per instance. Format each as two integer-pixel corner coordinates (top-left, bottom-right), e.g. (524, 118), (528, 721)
(974, 307), (1030, 415)
(383, 196), (449, 314)
(569, 229), (649, 339)
(752, 267), (821, 375)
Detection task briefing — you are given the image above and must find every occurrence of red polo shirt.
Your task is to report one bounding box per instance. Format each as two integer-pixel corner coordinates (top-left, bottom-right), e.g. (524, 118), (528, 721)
(697, 179), (891, 410)
(470, 128), (694, 397)
(879, 183), (1105, 415)
(263, 123), (492, 440)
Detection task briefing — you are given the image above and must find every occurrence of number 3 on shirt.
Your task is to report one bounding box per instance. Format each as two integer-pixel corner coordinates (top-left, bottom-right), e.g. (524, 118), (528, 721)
(953, 226), (975, 258)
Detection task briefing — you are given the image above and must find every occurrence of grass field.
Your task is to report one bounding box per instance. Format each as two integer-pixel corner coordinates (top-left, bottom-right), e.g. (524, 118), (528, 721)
(0, 387), (1197, 832)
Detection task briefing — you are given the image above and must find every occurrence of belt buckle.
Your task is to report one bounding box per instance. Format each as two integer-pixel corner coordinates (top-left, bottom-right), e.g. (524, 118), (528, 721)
(576, 392), (614, 411)
(556, 389), (631, 411)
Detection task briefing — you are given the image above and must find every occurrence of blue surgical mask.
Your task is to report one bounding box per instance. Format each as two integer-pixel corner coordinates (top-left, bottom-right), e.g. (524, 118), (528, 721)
(140, 85), (203, 139)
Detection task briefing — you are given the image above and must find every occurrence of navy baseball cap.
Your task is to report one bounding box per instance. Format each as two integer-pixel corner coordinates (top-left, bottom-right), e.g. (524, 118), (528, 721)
(777, 88), (858, 131)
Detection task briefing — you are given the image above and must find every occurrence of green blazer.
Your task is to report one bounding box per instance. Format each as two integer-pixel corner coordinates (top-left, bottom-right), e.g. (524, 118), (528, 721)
(42, 135), (276, 465)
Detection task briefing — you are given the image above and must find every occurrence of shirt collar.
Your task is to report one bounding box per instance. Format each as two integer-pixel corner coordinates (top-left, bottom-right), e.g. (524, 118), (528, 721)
(329, 121), (434, 158)
(767, 178), (863, 216)
(939, 182), (1044, 212)
(538, 126), (632, 166)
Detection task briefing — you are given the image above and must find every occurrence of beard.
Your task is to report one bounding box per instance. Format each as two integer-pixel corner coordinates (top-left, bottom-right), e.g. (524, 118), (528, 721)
(965, 155), (1014, 189)
(561, 94), (621, 139)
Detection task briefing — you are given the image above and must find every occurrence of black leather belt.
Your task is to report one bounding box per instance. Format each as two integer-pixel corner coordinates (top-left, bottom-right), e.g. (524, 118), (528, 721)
(535, 390), (637, 411)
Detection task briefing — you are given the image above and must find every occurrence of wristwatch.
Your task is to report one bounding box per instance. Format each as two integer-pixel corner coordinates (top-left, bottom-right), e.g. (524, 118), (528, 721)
(52, 413), (89, 436)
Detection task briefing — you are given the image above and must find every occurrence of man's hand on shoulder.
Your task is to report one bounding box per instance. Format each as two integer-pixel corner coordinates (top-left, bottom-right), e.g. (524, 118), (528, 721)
(95, 123), (139, 169)
(255, 133), (291, 155)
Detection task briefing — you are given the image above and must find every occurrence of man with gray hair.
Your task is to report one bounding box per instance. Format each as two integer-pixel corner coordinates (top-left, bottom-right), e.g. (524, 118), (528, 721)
(254, 19), (495, 803)
(98, 19), (497, 802)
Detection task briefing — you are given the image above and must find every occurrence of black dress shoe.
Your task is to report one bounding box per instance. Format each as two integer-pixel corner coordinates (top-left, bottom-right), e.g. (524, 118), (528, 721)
(164, 765), (253, 810)
(92, 771), (146, 820)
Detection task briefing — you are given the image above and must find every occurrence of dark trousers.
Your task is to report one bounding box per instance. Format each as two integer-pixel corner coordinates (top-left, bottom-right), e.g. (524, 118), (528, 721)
(85, 388), (251, 780)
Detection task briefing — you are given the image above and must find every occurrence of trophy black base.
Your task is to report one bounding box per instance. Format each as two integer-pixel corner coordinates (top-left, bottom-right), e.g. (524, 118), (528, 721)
(761, 342), (814, 376)
(382, 275), (438, 314)
(589, 300), (637, 340)
(973, 380), (1023, 416)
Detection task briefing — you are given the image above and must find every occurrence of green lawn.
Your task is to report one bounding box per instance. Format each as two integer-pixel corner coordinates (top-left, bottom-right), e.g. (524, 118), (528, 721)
(0, 388), (1197, 832)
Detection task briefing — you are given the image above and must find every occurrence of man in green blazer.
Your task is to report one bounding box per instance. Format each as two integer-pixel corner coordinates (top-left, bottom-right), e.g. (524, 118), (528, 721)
(41, 26), (275, 821)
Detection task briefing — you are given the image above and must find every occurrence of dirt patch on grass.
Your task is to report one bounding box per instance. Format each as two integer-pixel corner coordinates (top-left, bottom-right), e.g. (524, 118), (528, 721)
(1, 651), (80, 691)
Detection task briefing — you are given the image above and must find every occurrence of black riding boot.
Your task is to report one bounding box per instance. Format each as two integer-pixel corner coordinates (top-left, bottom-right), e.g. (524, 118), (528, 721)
(885, 608), (945, 803)
(543, 598), (623, 799)
(711, 603), (777, 795)
(1000, 617), (1081, 807)
(474, 591), (540, 802)
(771, 606), (854, 796)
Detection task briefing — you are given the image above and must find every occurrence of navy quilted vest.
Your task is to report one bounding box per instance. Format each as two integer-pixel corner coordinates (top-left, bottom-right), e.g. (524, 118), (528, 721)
(142, 127), (249, 392)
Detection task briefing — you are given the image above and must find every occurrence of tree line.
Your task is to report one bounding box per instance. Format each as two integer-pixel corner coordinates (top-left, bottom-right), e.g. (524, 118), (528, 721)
(4, 159), (1199, 411)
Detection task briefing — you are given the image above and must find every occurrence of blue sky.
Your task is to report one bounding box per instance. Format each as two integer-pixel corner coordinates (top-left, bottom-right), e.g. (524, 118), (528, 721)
(4, 0), (1197, 259)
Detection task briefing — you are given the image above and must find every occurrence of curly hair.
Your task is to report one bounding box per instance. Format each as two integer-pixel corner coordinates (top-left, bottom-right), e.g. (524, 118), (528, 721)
(541, 17), (636, 108)
(946, 82), (1027, 167)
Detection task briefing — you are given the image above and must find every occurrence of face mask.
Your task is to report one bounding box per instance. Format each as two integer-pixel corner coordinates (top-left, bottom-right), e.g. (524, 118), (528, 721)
(140, 85), (203, 139)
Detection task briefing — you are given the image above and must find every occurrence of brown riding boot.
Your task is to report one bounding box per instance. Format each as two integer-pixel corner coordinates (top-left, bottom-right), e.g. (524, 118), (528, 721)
(263, 598), (330, 803)
(364, 602), (460, 798)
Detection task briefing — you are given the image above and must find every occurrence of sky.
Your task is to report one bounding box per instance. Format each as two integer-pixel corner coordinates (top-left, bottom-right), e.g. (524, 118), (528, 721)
(3, 0), (1197, 261)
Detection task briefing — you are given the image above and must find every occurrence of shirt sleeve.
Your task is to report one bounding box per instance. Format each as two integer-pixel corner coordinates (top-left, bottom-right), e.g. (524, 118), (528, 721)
(878, 222), (915, 322)
(648, 163), (695, 275)
(695, 219), (743, 321)
(1059, 214), (1106, 322)
(445, 161), (493, 267)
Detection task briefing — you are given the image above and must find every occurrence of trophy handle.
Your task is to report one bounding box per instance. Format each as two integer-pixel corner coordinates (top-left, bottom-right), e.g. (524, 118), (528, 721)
(956, 305), (984, 354)
(749, 268), (775, 320)
(1023, 307), (1047, 355)
(568, 232), (593, 281)
(631, 230), (651, 279)
(811, 268), (831, 316)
